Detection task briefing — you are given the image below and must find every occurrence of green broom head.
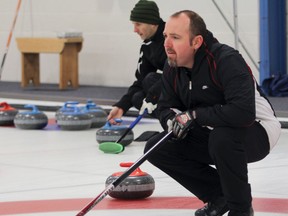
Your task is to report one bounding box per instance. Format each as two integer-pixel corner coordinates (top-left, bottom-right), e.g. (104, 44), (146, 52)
(99, 142), (124, 154)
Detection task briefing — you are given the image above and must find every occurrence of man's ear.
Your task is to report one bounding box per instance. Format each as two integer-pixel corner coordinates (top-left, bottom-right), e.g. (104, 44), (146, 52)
(193, 35), (204, 49)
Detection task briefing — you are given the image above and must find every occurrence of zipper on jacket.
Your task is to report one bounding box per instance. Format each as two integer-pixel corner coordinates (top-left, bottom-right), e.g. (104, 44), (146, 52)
(188, 80), (192, 108)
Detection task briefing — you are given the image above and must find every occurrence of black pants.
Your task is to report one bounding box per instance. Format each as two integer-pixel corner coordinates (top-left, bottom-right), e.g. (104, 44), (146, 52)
(131, 73), (161, 118)
(144, 122), (270, 212)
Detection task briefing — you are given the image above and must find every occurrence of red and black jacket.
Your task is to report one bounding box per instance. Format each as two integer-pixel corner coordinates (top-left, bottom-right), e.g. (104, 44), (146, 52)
(158, 30), (257, 130)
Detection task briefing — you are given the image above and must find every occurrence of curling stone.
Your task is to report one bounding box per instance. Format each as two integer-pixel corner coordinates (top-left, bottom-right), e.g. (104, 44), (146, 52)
(86, 99), (106, 112)
(0, 102), (18, 126)
(106, 162), (155, 199)
(56, 105), (92, 130)
(55, 101), (79, 121)
(96, 120), (134, 146)
(14, 104), (48, 129)
(83, 102), (107, 128)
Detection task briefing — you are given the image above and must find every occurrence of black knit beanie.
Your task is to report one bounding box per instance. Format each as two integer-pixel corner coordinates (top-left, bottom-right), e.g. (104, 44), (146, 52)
(130, 0), (161, 25)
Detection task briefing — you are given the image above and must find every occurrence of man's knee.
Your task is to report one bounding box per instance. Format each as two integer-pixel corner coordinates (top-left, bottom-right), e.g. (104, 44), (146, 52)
(144, 132), (163, 153)
(144, 132), (167, 163)
(208, 127), (243, 158)
(131, 91), (145, 109)
(142, 72), (161, 91)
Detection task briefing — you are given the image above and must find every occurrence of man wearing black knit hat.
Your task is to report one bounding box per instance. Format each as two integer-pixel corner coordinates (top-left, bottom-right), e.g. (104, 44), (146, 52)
(107, 0), (166, 124)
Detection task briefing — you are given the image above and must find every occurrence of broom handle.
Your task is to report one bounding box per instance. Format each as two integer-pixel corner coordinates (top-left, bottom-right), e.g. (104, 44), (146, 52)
(0, 0), (22, 79)
(76, 131), (173, 216)
(116, 110), (147, 143)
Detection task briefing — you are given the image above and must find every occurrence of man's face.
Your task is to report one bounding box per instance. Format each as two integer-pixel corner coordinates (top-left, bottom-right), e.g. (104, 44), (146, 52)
(132, 22), (157, 40)
(163, 14), (196, 68)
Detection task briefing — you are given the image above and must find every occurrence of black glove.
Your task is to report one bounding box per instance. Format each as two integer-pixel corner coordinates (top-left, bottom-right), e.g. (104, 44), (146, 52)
(171, 110), (195, 139)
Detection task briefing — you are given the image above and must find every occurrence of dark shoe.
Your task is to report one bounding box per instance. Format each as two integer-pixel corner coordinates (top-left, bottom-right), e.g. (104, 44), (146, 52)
(195, 197), (229, 216)
(228, 207), (254, 216)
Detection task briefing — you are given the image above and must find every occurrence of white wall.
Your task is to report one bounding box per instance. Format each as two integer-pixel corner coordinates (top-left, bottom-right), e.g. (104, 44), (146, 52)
(0, 0), (259, 87)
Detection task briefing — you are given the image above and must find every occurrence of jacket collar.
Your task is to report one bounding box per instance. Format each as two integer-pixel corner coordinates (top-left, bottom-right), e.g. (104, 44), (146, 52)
(192, 30), (218, 67)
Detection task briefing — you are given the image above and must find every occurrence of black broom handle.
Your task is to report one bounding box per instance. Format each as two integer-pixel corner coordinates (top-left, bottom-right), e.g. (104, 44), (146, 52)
(76, 130), (173, 216)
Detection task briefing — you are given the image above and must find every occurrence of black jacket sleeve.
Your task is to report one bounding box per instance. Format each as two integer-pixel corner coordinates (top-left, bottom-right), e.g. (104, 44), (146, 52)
(114, 21), (167, 113)
(114, 43), (162, 113)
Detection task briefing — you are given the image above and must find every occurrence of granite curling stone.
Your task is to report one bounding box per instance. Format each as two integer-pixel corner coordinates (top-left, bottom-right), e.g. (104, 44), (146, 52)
(83, 101), (107, 128)
(0, 102), (18, 126)
(86, 99), (106, 112)
(96, 120), (134, 146)
(105, 162), (155, 199)
(55, 101), (79, 122)
(56, 105), (92, 130)
(14, 104), (48, 129)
